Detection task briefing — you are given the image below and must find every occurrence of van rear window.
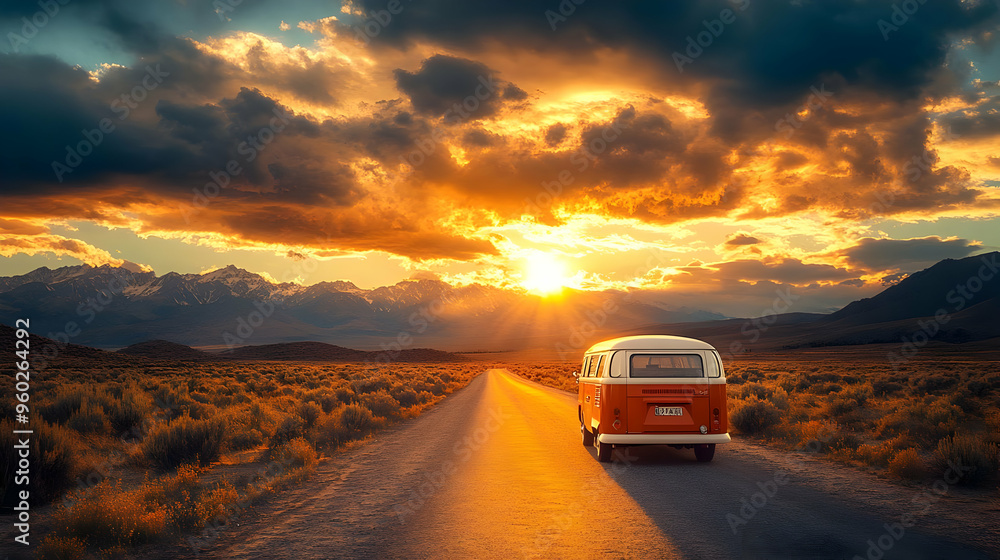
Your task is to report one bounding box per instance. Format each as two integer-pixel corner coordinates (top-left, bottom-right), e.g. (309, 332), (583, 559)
(630, 354), (704, 378)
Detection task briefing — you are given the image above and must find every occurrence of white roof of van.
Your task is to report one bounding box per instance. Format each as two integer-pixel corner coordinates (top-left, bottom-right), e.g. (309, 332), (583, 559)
(585, 335), (716, 353)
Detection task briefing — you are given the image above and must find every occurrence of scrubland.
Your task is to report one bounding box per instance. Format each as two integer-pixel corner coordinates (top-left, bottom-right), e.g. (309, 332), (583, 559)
(0, 361), (480, 559)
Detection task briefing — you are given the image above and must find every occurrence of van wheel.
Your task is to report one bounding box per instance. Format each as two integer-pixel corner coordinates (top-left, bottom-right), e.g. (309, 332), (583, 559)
(694, 444), (715, 462)
(596, 434), (613, 463)
(581, 422), (594, 446)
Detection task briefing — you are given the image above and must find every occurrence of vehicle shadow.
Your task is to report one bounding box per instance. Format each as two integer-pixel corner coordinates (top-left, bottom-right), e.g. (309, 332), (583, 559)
(586, 444), (990, 560)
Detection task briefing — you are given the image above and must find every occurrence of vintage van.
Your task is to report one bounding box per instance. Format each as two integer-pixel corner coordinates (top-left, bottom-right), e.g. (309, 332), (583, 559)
(575, 335), (730, 462)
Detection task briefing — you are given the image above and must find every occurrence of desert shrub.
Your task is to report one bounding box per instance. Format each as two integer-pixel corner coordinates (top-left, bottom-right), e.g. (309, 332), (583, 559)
(949, 390), (981, 415)
(314, 413), (351, 449)
(731, 399), (782, 435)
(67, 398), (110, 434)
(810, 382), (842, 395)
(269, 415), (304, 448)
(275, 437), (319, 470)
(297, 401), (322, 428)
(934, 434), (999, 487)
(872, 380), (904, 396)
(229, 427), (264, 450)
(966, 380), (991, 397)
(827, 397), (860, 419)
(105, 381), (152, 434)
(888, 448), (926, 480)
(353, 376), (391, 394)
(391, 387), (419, 407)
(37, 536), (88, 560)
(51, 483), (166, 547)
(828, 432), (862, 452)
(158, 475), (238, 532)
(334, 386), (357, 404)
(0, 420), (78, 504)
(143, 416), (227, 469)
(362, 391), (400, 419)
(877, 400), (962, 445)
(916, 375), (958, 393)
(41, 385), (90, 424)
(841, 385), (872, 407)
(738, 382), (773, 401)
(855, 441), (895, 467)
(339, 404), (374, 434)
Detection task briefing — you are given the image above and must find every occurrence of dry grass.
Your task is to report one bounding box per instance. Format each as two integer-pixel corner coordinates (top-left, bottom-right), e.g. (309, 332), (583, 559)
(11, 360), (483, 557)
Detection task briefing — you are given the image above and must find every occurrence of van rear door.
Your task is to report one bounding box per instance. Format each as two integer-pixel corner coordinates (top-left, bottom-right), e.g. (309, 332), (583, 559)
(625, 352), (711, 434)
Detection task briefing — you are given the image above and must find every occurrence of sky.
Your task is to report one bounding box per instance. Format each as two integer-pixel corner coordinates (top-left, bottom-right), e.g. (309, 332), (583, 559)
(1, 0), (998, 316)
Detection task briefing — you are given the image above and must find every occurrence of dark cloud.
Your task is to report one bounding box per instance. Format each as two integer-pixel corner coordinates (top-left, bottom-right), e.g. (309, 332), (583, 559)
(725, 234), (760, 246)
(835, 236), (983, 270)
(393, 54), (513, 120)
(545, 123), (567, 146)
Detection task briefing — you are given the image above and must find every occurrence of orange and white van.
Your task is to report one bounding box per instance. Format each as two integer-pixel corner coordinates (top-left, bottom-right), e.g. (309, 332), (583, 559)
(575, 335), (729, 462)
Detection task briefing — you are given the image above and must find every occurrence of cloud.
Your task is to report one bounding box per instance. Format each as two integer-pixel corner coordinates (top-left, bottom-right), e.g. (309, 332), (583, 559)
(0, 233), (126, 267)
(725, 233), (760, 246)
(833, 236), (983, 271)
(393, 54), (513, 120)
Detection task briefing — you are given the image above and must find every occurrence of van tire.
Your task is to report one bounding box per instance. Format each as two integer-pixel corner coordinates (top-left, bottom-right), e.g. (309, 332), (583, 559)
(596, 434), (613, 463)
(581, 422), (594, 446)
(694, 444), (715, 462)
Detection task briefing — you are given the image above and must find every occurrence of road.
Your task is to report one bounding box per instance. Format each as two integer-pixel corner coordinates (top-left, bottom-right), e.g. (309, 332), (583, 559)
(188, 369), (996, 560)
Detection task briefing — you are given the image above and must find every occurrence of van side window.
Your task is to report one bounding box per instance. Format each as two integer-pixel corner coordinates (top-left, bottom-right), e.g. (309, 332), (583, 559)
(587, 354), (604, 377)
(581, 356), (591, 378)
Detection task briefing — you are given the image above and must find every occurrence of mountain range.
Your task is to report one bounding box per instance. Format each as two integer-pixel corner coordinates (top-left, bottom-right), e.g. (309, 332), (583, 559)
(0, 263), (722, 350)
(0, 252), (996, 354)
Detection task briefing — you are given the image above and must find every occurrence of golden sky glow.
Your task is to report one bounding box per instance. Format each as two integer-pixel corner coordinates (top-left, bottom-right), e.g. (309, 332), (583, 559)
(1, 1), (999, 316)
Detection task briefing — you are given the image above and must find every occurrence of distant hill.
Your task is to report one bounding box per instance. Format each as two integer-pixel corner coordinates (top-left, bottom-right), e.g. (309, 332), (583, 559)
(116, 340), (214, 361)
(626, 251), (1000, 352)
(224, 341), (468, 362)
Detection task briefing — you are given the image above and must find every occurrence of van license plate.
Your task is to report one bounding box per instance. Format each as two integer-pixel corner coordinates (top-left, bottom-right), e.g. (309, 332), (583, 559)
(654, 406), (683, 416)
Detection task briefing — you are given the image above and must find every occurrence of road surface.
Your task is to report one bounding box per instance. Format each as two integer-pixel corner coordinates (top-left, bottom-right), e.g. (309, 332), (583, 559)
(186, 369), (995, 559)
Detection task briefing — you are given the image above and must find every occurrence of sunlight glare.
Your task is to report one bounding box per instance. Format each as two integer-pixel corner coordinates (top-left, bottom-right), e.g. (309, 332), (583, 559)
(521, 253), (568, 295)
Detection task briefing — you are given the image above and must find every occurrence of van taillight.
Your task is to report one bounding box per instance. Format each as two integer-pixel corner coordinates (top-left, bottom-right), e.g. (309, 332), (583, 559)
(712, 407), (721, 431)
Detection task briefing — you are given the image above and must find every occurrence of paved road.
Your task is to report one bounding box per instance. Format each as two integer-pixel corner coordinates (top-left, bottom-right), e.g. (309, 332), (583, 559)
(191, 369), (994, 560)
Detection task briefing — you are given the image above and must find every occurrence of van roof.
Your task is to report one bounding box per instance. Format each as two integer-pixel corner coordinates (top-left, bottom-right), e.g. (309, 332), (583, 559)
(584, 335), (716, 353)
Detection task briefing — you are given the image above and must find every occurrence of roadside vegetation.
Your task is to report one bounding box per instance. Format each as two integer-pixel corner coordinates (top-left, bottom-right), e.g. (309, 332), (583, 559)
(0, 361), (481, 559)
(724, 360), (999, 488)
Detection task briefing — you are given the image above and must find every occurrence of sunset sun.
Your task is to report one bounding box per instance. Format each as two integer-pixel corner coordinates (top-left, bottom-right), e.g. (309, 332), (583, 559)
(521, 253), (569, 296)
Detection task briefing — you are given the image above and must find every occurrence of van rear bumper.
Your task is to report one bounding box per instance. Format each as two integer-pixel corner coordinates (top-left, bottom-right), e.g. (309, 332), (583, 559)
(597, 433), (731, 445)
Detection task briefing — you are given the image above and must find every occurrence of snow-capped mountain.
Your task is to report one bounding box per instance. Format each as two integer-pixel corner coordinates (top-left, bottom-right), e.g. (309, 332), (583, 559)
(0, 263), (723, 350)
